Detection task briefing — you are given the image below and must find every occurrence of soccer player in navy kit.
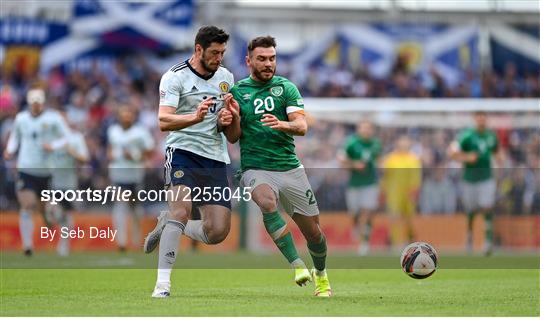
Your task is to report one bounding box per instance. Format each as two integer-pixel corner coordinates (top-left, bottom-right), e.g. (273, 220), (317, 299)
(143, 26), (240, 298)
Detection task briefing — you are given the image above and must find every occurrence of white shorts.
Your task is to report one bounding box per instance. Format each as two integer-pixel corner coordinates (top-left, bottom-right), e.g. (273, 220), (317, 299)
(346, 185), (379, 213)
(241, 167), (319, 217)
(462, 179), (496, 212)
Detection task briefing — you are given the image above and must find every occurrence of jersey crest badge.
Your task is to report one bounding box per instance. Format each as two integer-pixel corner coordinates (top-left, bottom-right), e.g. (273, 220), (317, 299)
(270, 86), (283, 97)
(174, 170), (184, 178)
(219, 82), (230, 93)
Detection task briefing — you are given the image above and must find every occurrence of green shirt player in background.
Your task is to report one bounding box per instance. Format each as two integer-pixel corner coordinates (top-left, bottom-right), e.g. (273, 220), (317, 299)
(229, 36), (332, 297)
(339, 120), (381, 255)
(449, 111), (501, 255)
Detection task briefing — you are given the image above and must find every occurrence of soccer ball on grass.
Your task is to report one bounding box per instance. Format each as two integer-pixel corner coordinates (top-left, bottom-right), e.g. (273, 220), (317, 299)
(400, 242), (438, 279)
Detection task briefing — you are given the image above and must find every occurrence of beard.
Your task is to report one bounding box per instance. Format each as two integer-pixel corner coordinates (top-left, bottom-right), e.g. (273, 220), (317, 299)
(252, 67), (275, 82)
(201, 53), (219, 73)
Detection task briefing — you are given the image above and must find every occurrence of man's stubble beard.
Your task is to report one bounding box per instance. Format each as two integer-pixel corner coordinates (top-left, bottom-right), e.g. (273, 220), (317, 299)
(252, 68), (275, 82)
(201, 52), (219, 73)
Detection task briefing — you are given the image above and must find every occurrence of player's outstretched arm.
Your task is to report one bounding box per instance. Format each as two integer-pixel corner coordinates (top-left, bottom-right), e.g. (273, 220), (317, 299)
(158, 99), (212, 131)
(261, 112), (307, 136)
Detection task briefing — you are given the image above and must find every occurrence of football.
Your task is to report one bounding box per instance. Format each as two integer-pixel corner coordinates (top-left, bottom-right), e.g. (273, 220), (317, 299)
(400, 242), (438, 279)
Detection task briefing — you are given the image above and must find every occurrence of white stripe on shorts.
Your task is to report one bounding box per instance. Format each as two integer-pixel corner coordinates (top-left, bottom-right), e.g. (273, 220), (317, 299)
(164, 148), (173, 186)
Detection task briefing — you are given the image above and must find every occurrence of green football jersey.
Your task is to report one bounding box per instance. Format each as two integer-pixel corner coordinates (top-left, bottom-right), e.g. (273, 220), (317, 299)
(344, 135), (381, 187)
(458, 128), (499, 183)
(231, 76), (304, 172)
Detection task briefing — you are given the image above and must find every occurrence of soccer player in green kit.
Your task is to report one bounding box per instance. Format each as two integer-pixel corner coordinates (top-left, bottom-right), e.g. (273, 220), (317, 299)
(229, 36), (332, 297)
(339, 120), (381, 255)
(449, 111), (501, 255)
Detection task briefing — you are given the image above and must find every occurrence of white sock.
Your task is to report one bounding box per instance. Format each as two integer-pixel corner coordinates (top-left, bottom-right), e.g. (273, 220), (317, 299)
(112, 202), (128, 248)
(19, 210), (34, 250)
(291, 258), (307, 269)
(184, 220), (210, 244)
(157, 220), (185, 284)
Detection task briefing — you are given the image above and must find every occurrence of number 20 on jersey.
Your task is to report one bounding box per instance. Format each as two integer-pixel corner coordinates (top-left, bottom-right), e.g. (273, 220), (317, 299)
(253, 96), (275, 114)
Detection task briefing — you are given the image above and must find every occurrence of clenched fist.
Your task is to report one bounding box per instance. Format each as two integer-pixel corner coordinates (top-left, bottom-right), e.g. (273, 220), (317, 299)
(218, 108), (233, 127)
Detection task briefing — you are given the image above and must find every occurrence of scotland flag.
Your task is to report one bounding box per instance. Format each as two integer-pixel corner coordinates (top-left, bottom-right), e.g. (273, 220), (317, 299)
(41, 0), (194, 71)
(490, 24), (540, 74)
(71, 0), (193, 49)
(291, 24), (479, 88)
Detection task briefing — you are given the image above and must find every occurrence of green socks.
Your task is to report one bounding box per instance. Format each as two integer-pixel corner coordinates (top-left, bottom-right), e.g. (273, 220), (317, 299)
(263, 211), (300, 264)
(263, 211), (328, 271)
(308, 235), (327, 271)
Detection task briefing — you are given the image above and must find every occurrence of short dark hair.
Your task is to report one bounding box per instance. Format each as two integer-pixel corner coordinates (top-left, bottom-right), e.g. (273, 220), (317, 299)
(195, 26), (229, 50)
(247, 36), (276, 54)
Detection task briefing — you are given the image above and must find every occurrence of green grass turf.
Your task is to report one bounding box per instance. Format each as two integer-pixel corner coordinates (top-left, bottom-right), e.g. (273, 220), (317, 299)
(1, 253), (539, 316)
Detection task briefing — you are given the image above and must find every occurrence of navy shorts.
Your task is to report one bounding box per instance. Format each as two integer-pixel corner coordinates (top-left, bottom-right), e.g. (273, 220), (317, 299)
(17, 172), (51, 196)
(164, 147), (231, 209)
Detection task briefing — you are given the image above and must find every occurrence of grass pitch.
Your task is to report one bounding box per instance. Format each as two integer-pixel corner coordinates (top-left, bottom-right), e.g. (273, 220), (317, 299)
(1, 252), (539, 316)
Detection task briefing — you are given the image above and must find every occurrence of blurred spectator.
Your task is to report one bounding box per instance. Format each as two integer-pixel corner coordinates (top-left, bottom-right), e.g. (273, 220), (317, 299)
(420, 164), (457, 214)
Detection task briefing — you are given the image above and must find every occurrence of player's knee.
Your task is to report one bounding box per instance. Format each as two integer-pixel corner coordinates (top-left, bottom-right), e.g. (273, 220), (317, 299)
(254, 194), (277, 212)
(202, 217), (230, 244)
(252, 187), (277, 212)
(168, 208), (189, 223)
(205, 223), (230, 244)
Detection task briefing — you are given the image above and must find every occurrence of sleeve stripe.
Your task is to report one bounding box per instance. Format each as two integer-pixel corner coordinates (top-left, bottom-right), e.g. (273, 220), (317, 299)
(286, 106), (304, 114)
(160, 104), (177, 108)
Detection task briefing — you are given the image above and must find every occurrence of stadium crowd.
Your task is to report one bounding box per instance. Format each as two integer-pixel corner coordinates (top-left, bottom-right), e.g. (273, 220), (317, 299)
(290, 56), (540, 98)
(1, 54), (539, 214)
